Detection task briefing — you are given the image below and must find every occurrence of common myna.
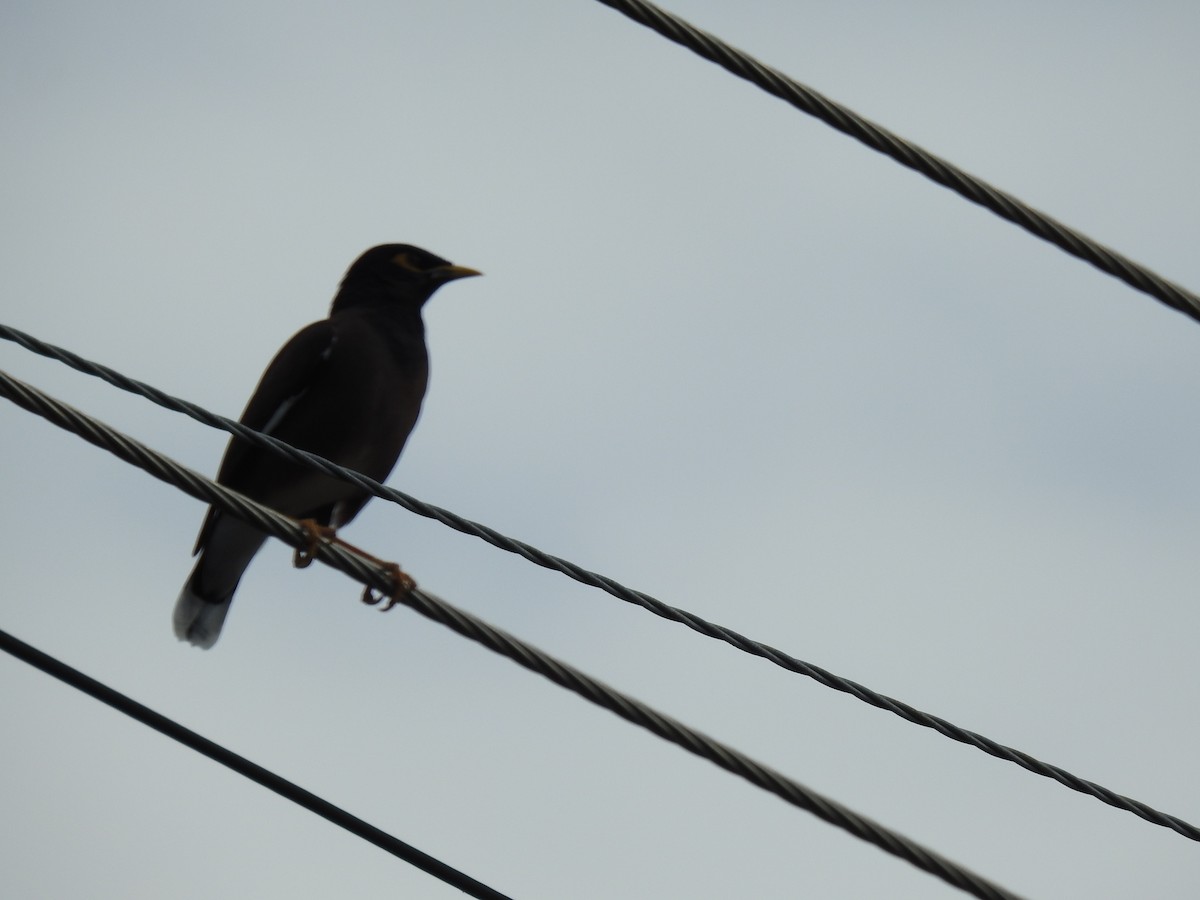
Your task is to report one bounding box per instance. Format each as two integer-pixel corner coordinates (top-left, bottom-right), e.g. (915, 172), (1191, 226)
(174, 244), (480, 648)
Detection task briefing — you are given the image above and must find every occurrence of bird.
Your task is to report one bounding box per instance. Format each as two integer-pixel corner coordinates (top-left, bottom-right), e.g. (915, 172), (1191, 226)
(174, 244), (480, 648)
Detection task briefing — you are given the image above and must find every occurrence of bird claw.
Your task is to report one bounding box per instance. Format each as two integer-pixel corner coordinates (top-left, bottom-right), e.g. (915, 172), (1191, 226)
(362, 562), (416, 612)
(291, 516), (414, 610)
(293, 518), (336, 569)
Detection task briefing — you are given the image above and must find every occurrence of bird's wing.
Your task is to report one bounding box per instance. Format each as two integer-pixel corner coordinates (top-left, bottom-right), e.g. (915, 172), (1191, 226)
(193, 319), (335, 554)
(231, 321), (335, 439)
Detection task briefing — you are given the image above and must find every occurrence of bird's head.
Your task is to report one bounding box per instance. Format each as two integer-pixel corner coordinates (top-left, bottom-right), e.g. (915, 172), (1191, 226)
(332, 244), (481, 313)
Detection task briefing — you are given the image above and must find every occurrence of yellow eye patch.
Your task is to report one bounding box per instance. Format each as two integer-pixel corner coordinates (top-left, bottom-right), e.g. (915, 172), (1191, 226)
(391, 251), (421, 272)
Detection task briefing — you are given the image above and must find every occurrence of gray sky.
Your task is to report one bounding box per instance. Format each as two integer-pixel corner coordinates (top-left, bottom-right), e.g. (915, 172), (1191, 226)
(3, 2), (1200, 898)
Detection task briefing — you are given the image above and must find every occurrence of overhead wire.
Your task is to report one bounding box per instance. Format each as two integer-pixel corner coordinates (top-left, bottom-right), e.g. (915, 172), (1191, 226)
(591, 0), (1200, 325)
(5, 6), (1192, 898)
(3, 320), (1197, 843)
(0, 366), (1025, 900)
(0, 628), (514, 900)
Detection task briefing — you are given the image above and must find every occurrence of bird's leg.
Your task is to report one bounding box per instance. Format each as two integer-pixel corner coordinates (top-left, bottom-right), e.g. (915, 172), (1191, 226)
(290, 517), (415, 610)
(293, 518), (336, 569)
(324, 532), (377, 561)
(361, 561), (417, 612)
(325, 534), (414, 590)
(346, 537), (417, 611)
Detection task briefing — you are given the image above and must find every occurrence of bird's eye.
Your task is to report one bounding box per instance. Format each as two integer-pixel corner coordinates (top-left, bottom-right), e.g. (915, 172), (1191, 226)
(391, 251), (421, 272)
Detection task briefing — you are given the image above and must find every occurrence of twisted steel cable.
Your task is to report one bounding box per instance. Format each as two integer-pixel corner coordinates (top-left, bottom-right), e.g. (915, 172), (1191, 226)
(3, 320), (1198, 843)
(0, 367), (1023, 900)
(593, 0), (1200, 324)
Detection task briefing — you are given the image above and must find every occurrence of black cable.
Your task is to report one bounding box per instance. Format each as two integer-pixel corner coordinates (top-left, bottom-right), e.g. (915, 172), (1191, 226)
(0, 628), (514, 900)
(592, 0), (1200, 325)
(4, 320), (1197, 843)
(0, 367), (1024, 900)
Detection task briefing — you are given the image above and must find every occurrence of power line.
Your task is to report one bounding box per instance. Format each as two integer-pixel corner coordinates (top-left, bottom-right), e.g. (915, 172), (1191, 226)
(4, 320), (1197, 844)
(592, 0), (1200, 325)
(0, 627), (514, 900)
(0, 367), (1024, 900)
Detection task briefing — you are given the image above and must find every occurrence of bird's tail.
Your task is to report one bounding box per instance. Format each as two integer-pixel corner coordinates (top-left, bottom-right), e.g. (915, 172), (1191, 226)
(173, 561), (234, 649)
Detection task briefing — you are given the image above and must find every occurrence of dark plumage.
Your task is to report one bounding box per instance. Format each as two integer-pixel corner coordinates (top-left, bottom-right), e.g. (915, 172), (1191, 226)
(174, 244), (480, 648)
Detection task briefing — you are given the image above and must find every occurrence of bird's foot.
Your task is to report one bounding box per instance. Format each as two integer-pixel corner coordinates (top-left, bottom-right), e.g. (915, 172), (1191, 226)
(291, 517), (415, 610)
(362, 562), (417, 612)
(293, 518), (336, 569)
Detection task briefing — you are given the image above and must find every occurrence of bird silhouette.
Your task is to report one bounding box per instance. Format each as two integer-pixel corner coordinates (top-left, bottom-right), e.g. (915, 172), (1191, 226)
(174, 244), (480, 648)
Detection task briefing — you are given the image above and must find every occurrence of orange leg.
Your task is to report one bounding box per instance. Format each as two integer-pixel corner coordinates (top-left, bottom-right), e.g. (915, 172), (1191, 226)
(361, 562), (417, 612)
(291, 517), (416, 611)
(292, 518), (335, 569)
